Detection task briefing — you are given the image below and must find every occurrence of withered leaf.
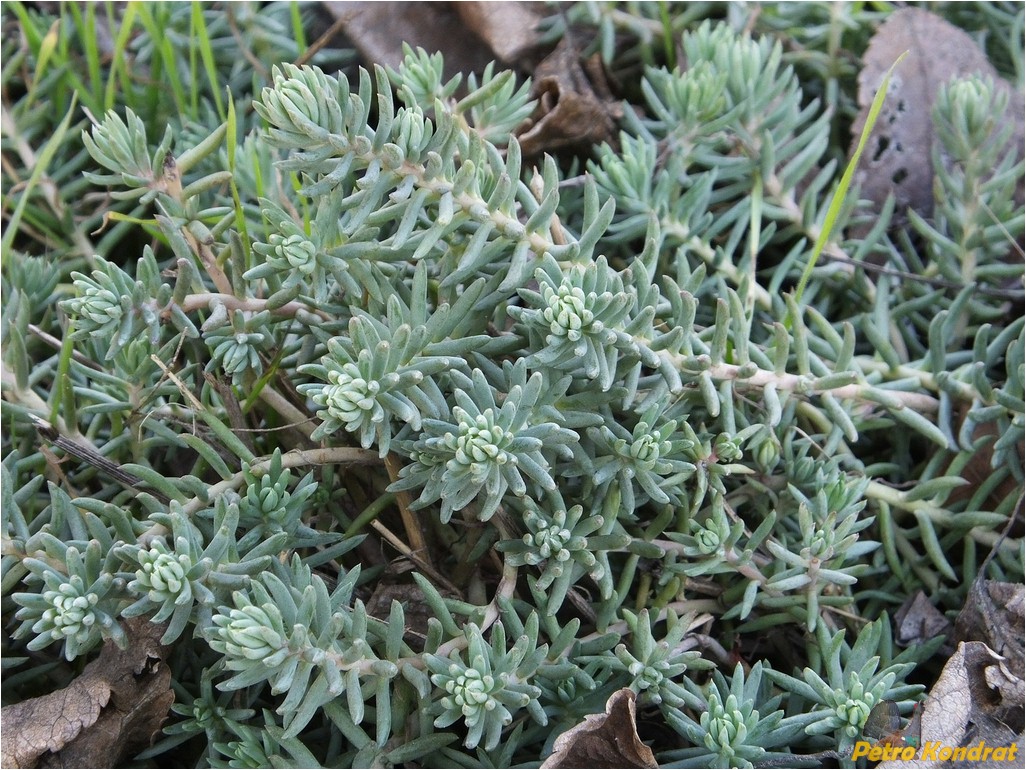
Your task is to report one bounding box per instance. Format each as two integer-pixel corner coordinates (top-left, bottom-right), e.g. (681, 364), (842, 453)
(880, 641), (1024, 769)
(541, 688), (658, 769)
(455, 2), (545, 65)
(322, 1), (496, 75)
(0, 619), (173, 769)
(948, 404), (1025, 515)
(850, 8), (1022, 233)
(895, 590), (953, 651)
(955, 580), (1025, 681)
(365, 579), (460, 653)
(516, 38), (621, 158)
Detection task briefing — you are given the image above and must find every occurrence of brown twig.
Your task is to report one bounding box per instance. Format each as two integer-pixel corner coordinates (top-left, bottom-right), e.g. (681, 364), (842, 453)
(383, 452), (433, 570)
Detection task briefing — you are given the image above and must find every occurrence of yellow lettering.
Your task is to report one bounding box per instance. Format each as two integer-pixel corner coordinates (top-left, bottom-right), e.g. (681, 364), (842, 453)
(968, 741), (985, 761)
(952, 745), (967, 761)
(920, 742), (940, 761)
(938, 745), (953, 761)
(991, 747), (1005, 762)
(868, 744), (883, 762)
(900, 745), (917, 761)
(1009, 743), (1018, 761)
(851, 742), (871, 760)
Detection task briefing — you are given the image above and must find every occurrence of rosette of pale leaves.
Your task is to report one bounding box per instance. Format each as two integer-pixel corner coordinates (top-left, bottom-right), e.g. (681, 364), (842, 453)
(207, 558), (398, 739)
(236, 449), (322, 549)
(765, 619), (924, 754)
(141, 676), (256, 764)
(81, 107), (175, 203)
(764, 478), (876, 590)
(510, 254), (637, 391)
(585, 401), (697, 515)
(496, 493), (630, 613)
(582, 609), (712, 712)
(664, 494), (749, 578)
(663, 663), (806, 768)
(392, 363), (578, 522)
(3, 254), (61, 315)
(298, 270), (509, 455)
(423, 618), (547, 751)
(245, 199), (350, 304)
(60, 248), (197, 358)
(12, 536), (125, 660)
(118, 499), (277, 643)
(203, 307), (275, 386)
(299, 322), (450, 453)
(211, 721), (278, 769)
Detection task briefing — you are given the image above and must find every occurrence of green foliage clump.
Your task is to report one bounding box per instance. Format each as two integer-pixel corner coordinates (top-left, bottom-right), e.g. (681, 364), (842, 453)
(2, 2), (1022, 768)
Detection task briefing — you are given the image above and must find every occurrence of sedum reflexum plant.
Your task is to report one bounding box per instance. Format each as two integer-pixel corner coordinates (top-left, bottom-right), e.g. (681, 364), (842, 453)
(2, 3), (1022, 768)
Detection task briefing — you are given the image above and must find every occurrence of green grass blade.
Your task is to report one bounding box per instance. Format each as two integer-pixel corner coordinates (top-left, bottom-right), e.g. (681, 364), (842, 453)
(792, 50), (910, 307)
(104, 0), (138, 112)
(1, 93), (79, 255)
(69, 2), (104, 112)
(191, 2), (225, 120)
(136, 3), (189, 118)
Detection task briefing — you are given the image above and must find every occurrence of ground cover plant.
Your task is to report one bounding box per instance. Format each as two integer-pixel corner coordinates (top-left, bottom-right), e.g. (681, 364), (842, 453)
(1, 1), (1023, 768)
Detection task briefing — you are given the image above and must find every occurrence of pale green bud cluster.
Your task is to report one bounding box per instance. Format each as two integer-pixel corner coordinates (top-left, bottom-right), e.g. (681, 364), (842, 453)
(702, 692), (758, 758)
(73, 284), (123, 331)
(212, 601), (286, 662)
(439, 664), (504, 719)
(133, 541), (192, 603)
(204, 310), (273, 385)
(522, 507), (575, 565)
(445, 408), (515, 470)
(831, 675), (876, 738)
(542, 282), (596, 343)
(836, 695), (873, 736)
(317, 366), (385, 431)
(35, 576), (101, 646)
(267, 232), (318, 274)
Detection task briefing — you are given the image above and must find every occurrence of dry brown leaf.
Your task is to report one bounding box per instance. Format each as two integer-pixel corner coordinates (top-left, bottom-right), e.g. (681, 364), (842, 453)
(516, 38), (622, 158)
(365, 579), (461, 653)
(955, 580), (1025, 680)
(541, 688), (658, 769)
(947, 404), (1025, 515)
(895, 590), (953, 651)
(850, 8), (1022, 236)
(0, 619), (174, 769)
(879, 641), (1024, 769)
(322, 1), (496, 75)
(455, 2), (544, 65)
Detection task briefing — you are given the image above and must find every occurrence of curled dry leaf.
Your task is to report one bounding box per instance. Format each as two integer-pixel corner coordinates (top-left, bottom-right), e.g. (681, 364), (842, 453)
(0, 619), (173, 769)
(365, 578), (461, 653)
(541, 688), (658, 769)
(895, 590), (954, 653)
(955, 580), (1025, 680)
(850, 7), (1024, 238)
(516, 37), (622, 158)
(948, 404), (1025, 515)
(879, 641), (1024, 769)
(321, 1), (543, 80)
(322, 1), (496, 75)
(454, 1), (545, 65)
